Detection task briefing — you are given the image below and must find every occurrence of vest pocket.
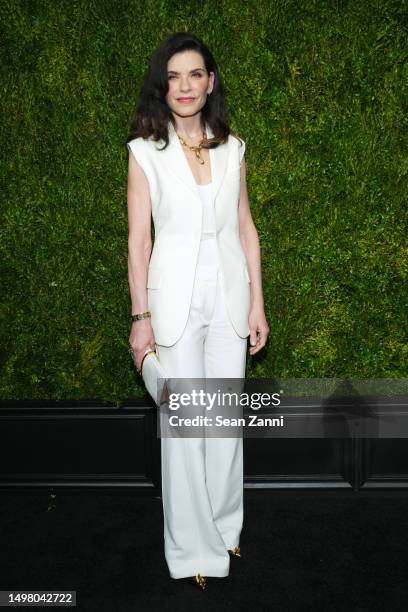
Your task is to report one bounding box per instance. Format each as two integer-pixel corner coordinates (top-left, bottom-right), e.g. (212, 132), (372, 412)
(147, 267), (162, 289)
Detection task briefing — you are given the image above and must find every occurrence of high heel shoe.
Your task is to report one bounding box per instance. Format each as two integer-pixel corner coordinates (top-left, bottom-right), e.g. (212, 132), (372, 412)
(227, 546), (241, 558)
(187, 573), (207, 590)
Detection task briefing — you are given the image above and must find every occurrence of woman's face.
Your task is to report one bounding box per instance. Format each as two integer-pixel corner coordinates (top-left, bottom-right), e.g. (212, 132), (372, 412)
(165, 50), (214, 120)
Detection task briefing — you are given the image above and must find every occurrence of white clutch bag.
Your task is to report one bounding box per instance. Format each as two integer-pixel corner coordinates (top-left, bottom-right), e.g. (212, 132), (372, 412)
(140, 349), (169, 407)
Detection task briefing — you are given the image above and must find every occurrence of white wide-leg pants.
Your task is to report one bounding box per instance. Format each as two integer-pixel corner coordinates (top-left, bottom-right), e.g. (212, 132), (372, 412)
(155, 267), (247, 579)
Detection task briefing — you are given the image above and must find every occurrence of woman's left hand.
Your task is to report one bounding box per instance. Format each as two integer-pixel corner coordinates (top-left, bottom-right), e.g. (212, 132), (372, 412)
(248, 305), (270, 356)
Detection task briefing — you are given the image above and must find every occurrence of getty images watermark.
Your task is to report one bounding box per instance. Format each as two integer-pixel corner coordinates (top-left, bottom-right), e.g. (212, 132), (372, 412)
(166, 387), (282, 427)
(154, 378), (408, 439)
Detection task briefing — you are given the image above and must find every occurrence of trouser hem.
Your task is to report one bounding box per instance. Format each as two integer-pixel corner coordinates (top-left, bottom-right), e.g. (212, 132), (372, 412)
(168, 560), (230, 579)
(225, 542), (240, 550)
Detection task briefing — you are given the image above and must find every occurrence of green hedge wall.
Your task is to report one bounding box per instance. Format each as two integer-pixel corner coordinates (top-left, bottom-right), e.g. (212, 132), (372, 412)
(1, 0), (407, 401)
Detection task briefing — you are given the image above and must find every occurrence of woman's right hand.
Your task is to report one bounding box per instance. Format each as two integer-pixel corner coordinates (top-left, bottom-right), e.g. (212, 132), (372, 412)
(129, 319), (156, 373)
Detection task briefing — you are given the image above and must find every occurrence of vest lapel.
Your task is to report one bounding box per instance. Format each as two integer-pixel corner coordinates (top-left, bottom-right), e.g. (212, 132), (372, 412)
(155, 120), (229, 203)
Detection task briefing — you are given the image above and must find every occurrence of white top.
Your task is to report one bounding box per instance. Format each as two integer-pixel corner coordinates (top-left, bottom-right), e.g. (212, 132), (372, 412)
(195, 181), (220, 277)
(196, 182), (216, 239)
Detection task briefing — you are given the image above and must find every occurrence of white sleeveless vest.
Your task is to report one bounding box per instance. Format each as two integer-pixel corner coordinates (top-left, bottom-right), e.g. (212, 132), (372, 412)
(127, 120), (251, 346)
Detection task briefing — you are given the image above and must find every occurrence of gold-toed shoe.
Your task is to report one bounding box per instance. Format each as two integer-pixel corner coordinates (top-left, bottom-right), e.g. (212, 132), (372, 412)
(227, 546), (241, 557)
(193, 573), (207, 589)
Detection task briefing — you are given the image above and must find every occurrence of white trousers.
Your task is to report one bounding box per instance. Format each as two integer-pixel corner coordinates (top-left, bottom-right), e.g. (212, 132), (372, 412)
(155, 266), (247, 579)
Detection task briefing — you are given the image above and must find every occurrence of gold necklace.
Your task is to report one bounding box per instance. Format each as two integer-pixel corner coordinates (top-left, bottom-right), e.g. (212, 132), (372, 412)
(176, 128), (208, 165)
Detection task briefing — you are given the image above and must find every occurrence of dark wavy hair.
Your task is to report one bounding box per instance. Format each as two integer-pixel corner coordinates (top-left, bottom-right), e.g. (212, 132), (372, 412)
(126, 32), (234, 151)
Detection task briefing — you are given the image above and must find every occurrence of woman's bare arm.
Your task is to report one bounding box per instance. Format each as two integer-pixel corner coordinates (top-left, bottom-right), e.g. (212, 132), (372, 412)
(127, 150), (156, 369)
(127, 151), (152, 311)
(238, 159), (270, 354)
(238, 159), (263, 308)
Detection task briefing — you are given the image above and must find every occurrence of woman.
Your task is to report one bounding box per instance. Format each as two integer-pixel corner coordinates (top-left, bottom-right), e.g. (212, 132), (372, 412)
(126, 32), (269, 589)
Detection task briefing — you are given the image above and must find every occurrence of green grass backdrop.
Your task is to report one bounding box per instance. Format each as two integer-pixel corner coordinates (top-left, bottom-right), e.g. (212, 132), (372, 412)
(1, 0), (407, 401)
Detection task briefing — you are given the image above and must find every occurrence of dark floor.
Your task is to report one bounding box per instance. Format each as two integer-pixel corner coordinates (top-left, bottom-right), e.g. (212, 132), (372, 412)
(0, 489), (407, 611)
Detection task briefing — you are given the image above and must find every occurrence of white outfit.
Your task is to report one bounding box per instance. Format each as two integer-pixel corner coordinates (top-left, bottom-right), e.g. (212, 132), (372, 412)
(155, 181), (247, 579)
(126, 121), (251, 347)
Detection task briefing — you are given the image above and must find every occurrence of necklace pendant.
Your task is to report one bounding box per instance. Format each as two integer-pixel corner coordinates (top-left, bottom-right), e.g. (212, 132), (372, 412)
(195, 150), (205, 164)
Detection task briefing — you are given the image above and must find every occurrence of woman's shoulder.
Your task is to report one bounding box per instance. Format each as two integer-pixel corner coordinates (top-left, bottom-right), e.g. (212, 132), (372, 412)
(228, 131), (245, 150)
(127, 135), (158, 163)
(227, 132), (246, 165)
(128, 134), (169, 159)
(127, 135), (152, 150)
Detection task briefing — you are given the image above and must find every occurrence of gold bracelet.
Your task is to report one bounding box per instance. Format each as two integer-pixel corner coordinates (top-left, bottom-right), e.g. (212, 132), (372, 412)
(131, 311), (151, 322)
